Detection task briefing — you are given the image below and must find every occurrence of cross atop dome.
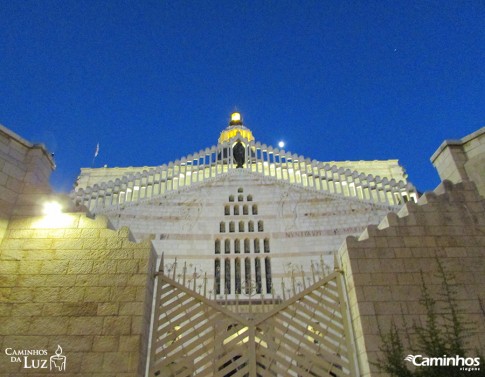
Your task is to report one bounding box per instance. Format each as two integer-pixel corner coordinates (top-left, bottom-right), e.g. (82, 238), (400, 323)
(218, 111), (255, 144)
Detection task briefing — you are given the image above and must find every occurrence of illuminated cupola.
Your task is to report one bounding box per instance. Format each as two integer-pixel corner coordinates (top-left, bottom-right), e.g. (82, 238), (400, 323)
(218, 112), (255, 144)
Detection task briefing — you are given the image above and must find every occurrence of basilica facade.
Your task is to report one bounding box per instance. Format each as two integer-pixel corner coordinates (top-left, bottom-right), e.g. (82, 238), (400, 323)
(0, 117), (483, 377)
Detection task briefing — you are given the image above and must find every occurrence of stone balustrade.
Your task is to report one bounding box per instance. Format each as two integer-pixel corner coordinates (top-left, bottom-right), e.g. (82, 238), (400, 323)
(72, 139), (418, 212)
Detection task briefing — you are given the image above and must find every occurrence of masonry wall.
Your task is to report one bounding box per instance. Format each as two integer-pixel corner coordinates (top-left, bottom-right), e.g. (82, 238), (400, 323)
(431, 127), (485, 197)
(338, 180), (485, 377)
(0, 213), (156, 377)
(0, 125), (55, 242)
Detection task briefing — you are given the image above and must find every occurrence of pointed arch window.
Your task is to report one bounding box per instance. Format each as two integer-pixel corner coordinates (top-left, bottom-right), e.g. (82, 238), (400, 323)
(265, 257), (272, 293)
(224, 205), (230, 215)
(235, 258), (241, 294)
(229, 221), (235, 233)
(248, 221), (254, 232)
(243, 205), (248, 215)
(264, 238), (270, 253)
(215, 239), (221, 254)
(220, 222), (225, 233)
(215, 259), (221, 295)
(258, 220), (264, 232)
(229, 195), (234, 202)
(238, 195), (244, 202)
(238, 187), (244, 193)
(244, 258), (251, 294)
(252, 204), (258, 215)
(234, 205), (239, 215)
(244, 238), (250, 253)
(254, 239), (260, 253)
(225, 259), (231, 294)
(255, 258), (262, 294)
(247, 195), (253, 202)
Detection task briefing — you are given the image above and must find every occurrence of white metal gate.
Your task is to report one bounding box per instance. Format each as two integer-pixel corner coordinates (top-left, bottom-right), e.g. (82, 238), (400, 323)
(149, 259), (357, 377)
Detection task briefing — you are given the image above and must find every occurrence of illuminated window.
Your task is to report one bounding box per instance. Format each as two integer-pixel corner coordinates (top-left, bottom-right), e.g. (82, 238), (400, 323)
(225, 259), (231, 294)
(235, 258), (241, 294)
(239, 221), (244, 232)
(234, 205), (239, 215)
(252, 204), (258, 215)
(243, 205), (248, 215)
(258, 220), (264, 232)
(265, 257), (272, 293)
(215, 239), (221, 254)
(244, 238), (250, 253)
(234, 239), (240, 254)
(255, 258), (262, 294)
(224, 205), (230, 215)
(254, 239), (260, 253)
(229, 221), (235, 232)
(225, 239), (230, 254)
(215, 259), (221, 294)
(220, 222), (225, 233)
(248, 221), (254, 232)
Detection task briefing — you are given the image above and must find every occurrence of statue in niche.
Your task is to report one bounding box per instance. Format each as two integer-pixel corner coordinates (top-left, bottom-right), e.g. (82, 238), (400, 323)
(233, 141), (245, 168)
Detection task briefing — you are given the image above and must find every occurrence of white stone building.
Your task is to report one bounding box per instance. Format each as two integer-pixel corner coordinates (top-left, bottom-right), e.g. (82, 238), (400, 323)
(73, 113), (418, 305)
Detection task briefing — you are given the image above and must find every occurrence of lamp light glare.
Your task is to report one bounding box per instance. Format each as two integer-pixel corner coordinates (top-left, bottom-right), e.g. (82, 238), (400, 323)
(278, 141), (285, 148)
(231, 112), (241, 122)
(43, 201), (62, 216)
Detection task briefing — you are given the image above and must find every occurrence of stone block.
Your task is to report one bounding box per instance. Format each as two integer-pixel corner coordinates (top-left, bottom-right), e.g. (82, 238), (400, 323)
(116, 260), (139, 273)
(102, 351), (135, 372)
(80, 352), (105, 372)
(33, 287), (59, 303)
(40, 260), (69, 274)
(58, 287), (85, 303)
(118, 335), (140, 352)
(93, 335), (119, 352)
(97, 303), (119, 316)
(42, 302), (65, 316)
(0, 261), (19, 274)
(9, 287), (34, 302)
(75, 274), (99, 286)
(29, 316), (69, 335)
(98, 274), (129, 287)
(11, 303), (43, 317)
(91, 260), (117, 274)
(102, 316), (131, 335)
(110, 286), (137, 302)
(67, 260), (94, 274)
(0, 316), (30, 335)
(63, 302), (98, 316)
(119, 302), (144, 316)
(68, 317), (104, 335)
(84, 287), (112, 302)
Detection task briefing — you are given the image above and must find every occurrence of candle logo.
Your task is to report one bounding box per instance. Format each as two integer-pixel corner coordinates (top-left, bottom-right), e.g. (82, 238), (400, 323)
(49, 345), (66, 371)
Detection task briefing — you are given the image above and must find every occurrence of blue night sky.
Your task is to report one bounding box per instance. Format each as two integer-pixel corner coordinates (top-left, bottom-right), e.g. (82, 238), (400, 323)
(1, 1), (483, 193)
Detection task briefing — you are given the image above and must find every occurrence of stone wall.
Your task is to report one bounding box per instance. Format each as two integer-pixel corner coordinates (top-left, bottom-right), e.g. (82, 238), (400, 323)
(431, 126), (485, 197)
(338, 180), (485, 377)
(0, 213), (156, 376)
(0, 125), (55, 241)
